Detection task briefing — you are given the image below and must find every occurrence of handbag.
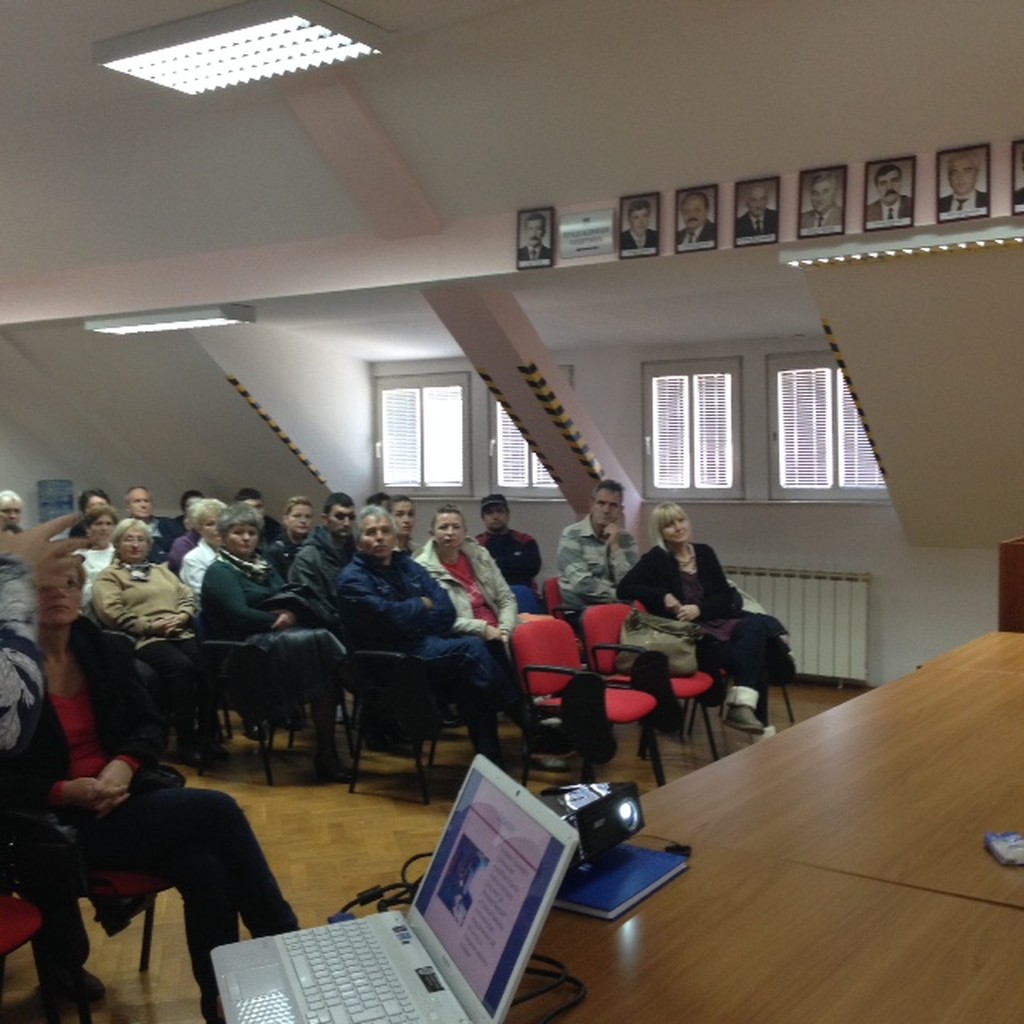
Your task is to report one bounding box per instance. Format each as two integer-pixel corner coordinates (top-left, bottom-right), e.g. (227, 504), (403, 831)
(614, 609), (700, 677)
(129, 763), (187, 796)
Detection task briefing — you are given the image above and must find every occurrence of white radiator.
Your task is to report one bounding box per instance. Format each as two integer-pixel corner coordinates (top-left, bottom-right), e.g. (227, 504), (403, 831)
(724, 566), (870, 682)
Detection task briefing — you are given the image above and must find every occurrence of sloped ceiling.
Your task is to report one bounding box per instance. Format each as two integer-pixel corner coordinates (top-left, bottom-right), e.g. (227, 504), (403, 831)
(803, 244), (1024, 547)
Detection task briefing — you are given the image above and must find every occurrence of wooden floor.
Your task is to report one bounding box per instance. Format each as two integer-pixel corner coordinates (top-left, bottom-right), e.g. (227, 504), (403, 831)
(2, 681), (863, 1024)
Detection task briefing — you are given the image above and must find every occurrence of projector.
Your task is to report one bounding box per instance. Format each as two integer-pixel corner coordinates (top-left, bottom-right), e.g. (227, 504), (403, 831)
(540, 782), (643, 863)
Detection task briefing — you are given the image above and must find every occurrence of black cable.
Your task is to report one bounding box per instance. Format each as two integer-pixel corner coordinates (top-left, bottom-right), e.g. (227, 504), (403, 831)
(334, 861), (588, 1019)
(333, 850), (434, 916)
(336, 881), (410, 915)
(514, 953), (587, 1023)
(635, 832), (692, 858)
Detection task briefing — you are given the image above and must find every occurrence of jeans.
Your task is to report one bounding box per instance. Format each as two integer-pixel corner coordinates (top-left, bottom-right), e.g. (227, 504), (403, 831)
(412, 635), (520, 763)
(77, 787), (297, 1023)
(725, 613), (787, 722)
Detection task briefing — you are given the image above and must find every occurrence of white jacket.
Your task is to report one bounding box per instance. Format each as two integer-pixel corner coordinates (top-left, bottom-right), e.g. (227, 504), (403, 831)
(415, 539), (519, 638)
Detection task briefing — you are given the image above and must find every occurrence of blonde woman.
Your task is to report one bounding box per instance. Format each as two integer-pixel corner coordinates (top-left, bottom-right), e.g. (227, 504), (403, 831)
(617, 502), (794, 735)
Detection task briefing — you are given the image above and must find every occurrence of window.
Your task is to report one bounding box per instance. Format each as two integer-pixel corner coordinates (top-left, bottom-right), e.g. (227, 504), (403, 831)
(644, 359), (740, 498)
(772, 357), (885, 497)
(494, 403), (558, 490)
(376, 373), (469, 491)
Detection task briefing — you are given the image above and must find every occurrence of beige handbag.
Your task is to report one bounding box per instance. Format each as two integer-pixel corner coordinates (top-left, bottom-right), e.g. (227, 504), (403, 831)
(614, 609), (700, 676)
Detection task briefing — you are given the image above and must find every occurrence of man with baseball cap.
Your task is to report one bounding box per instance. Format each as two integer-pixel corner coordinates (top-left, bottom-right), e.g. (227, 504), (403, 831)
(475, 494), (541, 588)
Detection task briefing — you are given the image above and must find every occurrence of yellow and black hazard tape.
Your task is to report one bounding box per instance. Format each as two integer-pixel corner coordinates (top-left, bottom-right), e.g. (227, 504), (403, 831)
(822, 322), (886, 478)
(475, 368), (562, 483)
(226, 376), (327, 485)
(518, 363), (603, 481)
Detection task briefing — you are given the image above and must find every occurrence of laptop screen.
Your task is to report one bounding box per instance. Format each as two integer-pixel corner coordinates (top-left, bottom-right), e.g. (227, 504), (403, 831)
(409, 756), (578, 1023)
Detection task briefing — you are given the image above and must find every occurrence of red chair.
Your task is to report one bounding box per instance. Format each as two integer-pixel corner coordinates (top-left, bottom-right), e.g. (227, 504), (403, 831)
(510, 617), (665, 785)
(580, 603), (720, 760)
(86, 869), (172, 972)
(0, 809), (173, 1024)
(541, 578), (573, 622)
(0, 894), (60, 1024)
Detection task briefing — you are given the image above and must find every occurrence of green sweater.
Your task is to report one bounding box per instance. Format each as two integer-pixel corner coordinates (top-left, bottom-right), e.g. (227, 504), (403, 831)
(200, 559), (285, 641)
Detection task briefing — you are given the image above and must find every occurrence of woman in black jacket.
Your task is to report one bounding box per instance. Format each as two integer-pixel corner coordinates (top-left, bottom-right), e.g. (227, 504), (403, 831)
(0, 562), (298, 1024)
(617, 502), (794, 734)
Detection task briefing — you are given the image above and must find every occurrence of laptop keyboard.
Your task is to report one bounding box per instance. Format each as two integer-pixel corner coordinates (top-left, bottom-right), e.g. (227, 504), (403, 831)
(280, 922), (421, 1024)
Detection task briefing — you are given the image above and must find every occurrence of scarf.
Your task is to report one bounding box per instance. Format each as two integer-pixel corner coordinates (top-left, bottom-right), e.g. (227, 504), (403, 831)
(217, 547), (272, 584)
(117, 560), (153, 582)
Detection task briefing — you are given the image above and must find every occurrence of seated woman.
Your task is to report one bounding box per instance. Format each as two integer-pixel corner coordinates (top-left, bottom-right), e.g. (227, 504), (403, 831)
(79, 502), (117, 615)
(91, 518), (206, 765)
(0, 490), (23, 534)
(0, 561), (298, 1024)
(166, 493), (205, 575)
(264, 495), (314, 578)
(201, 502), (350, 783)
(180, 497), (227, 604)
(616, 502), (794, 735)
(415, 503), (519, 643)
(391, 494), (417, 554)
(69, 488), (111, 538)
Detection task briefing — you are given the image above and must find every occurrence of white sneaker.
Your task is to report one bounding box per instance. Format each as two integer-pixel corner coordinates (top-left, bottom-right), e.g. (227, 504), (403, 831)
(752, 725), (777, 742)
(724, 704), (765, 733)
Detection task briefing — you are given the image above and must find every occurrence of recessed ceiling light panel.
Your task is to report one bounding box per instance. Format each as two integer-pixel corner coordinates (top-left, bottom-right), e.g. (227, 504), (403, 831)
(93, 0), (384, 94)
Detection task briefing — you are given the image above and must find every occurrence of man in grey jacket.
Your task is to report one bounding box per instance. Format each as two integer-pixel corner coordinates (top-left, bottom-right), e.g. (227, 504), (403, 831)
(557, 480), (639, 611)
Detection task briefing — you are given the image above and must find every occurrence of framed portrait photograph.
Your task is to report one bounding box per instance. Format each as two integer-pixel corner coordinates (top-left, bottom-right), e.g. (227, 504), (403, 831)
(797, 166), (846, 239)
(864, 156), (915, 231)
(1012, 140), (1024, 215)
(675, 185), (718, 253)
(734, 176), (779, 247)
(516, 207), (555, 270)
(936, 144), (990, 222)
(619, 192), (660, 258)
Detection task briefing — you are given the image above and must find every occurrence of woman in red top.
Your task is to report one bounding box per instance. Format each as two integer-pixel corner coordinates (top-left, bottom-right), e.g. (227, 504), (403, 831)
(0, 562), (298, 1024)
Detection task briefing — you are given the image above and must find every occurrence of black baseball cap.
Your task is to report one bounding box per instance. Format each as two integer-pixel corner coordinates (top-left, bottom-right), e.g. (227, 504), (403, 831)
(480, 493), (509, 512)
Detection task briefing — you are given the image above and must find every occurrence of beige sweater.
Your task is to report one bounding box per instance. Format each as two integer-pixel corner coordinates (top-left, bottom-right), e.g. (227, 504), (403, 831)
(91, 561), (197, 647)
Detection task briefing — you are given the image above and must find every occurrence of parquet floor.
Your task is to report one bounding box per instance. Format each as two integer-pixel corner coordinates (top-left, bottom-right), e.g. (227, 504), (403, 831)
(1, 681), (863, 1024)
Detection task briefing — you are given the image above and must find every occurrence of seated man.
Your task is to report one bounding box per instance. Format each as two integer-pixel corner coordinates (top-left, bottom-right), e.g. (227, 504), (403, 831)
(557, 479), (639, 611)
(474, 493), (541, 589)
(123, 485), (184, 564)
(337, 506), (525, 766)
(288, 491), (356, 636)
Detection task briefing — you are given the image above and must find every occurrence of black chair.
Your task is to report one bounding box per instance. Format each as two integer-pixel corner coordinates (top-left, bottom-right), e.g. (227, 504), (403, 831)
(206, 642), (288, 786)
(557, 658), (677, 787)
(348, 652), (444, 804)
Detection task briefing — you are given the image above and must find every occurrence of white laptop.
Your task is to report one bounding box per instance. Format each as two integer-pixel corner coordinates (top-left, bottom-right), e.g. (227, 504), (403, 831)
(212, 756), (579, 1024)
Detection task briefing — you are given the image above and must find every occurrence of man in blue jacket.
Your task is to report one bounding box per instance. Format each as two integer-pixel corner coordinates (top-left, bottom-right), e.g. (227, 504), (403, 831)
(337, 505), (524, 766)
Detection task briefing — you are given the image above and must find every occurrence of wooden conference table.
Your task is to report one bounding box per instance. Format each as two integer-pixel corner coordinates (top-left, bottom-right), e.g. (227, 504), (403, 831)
(509, 632), (1024, 1024)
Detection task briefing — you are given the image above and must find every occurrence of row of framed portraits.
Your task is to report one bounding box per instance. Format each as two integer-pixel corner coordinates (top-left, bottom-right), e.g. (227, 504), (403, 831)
(516, 141), (1024, 269)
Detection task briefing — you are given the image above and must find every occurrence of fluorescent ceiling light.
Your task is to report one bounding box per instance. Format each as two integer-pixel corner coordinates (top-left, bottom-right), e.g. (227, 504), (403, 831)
(780, 216), (1024, 269)
(93, 0), (385, 95)
(85, 304), (256, 335)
